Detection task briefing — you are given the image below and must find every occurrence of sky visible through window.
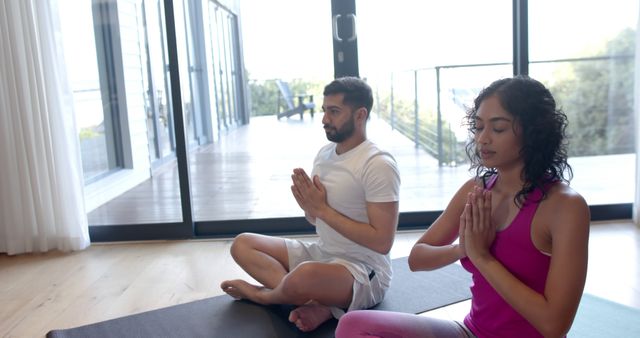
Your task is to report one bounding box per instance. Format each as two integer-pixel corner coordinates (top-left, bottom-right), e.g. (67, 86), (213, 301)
(240, 0), (638, 81)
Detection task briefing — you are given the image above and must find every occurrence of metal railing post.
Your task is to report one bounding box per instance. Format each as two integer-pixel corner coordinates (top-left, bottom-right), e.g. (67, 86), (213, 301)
(390, 73), (395, 130)
(435, 67), (443, 166)
(413, 70), (419, 149)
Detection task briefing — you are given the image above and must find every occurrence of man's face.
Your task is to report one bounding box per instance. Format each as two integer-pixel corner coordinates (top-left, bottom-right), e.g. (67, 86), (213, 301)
(321, 93), (356, 143)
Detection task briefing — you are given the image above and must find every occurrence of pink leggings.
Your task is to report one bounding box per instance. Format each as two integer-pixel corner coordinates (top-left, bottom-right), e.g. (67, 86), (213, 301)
(335, 310), (475, 338)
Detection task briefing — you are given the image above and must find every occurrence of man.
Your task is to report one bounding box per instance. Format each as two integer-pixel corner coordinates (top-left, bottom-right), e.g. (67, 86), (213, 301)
(220, 77), (401, 332)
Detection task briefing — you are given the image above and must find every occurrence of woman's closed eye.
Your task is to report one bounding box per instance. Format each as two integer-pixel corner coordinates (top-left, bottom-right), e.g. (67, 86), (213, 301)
(489, 121), (510, 133)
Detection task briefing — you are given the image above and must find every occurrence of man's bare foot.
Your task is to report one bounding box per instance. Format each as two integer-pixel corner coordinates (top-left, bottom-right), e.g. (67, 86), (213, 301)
(288, 301), (333, 332)
(220, 279), (266, 304)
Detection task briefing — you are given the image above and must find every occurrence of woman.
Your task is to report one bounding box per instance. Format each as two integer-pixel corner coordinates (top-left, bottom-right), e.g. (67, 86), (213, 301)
(335, 76), (590, 338)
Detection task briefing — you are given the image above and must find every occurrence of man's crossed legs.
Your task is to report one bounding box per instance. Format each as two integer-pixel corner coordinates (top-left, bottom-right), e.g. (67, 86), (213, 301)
(220, 233), (355, 332)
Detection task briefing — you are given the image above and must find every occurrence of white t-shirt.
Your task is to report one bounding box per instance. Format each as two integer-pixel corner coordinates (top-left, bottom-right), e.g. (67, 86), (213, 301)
(310, 139), (401, 287)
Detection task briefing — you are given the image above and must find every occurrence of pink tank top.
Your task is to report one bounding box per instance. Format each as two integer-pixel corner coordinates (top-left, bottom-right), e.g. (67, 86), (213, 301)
(461, 175), (553, 338)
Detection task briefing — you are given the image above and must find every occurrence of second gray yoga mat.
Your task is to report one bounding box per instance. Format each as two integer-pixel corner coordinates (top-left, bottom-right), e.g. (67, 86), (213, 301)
(47, 256), (472, 338)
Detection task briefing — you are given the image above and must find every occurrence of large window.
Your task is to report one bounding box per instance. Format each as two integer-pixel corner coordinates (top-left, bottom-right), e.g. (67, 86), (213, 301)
(357, 0), (513, 212)
(141, 0), (176, 167)
(60, 1), (121, 183)
(192, 0), (333, 223)
(58, 0), (248, 237)
(529, 0), (637, 206)
(55, 0), (636, 241)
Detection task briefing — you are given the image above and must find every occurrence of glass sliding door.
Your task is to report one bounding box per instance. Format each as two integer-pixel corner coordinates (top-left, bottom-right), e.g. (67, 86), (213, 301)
(142, 0), (176, 167)
(528, 0), (637, 208)
(62, 0), (340, 238)
(193, 0), (333, 230)
(60, 1), (122, 184)
(60, 0), (190, 240)
(57, 0), (635, 242)
(356, 0), (513, 213)
(173, 0), (201, 150)
(207, 2), (243, 132)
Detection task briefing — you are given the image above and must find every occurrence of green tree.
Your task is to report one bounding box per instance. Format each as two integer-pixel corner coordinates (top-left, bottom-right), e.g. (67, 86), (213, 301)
(247, 79), (279, 116)
(247, 78), (323, 117)
(549, 28), (635, 156)
(375, 90), (465, 165)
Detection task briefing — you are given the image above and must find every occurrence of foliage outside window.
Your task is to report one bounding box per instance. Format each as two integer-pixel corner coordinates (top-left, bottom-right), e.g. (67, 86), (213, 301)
(547, 28), (635, 157)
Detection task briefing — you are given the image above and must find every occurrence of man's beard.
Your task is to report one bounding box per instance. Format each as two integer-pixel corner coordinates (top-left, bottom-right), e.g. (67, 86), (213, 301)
(324, 116), (355, 143)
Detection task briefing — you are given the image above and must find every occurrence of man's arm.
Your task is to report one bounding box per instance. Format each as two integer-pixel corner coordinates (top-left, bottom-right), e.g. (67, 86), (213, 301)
(290, 168), (398, 254)
(318, 200), (398, 254)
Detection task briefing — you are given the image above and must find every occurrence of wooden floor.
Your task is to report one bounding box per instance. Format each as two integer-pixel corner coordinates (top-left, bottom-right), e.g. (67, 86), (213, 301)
(87, 114), (635, 225)
(1, 220), (638, 337)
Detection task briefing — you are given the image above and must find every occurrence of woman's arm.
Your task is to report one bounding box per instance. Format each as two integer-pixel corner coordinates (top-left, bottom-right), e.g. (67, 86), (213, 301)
(466, 186), (590, 338)
(408, 179), (477, 271)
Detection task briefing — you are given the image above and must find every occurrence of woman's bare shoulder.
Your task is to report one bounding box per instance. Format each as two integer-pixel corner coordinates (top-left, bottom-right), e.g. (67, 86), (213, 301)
(542, 182), (590, 226)
(546, 182), (587, 206)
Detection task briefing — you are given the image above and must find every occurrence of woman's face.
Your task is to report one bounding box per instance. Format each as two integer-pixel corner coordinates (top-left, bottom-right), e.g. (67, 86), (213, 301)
(474, 95), (523, 170)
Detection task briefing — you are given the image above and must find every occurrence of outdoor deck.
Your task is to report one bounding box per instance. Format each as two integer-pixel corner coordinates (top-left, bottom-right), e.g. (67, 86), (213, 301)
(88, 114), (635, 225)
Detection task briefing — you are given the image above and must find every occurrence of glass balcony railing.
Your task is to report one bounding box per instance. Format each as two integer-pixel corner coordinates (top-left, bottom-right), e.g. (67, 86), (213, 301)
(364, 55), (635, 167)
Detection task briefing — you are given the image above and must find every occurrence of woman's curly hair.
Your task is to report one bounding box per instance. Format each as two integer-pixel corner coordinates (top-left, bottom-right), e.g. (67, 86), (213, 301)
(464, 75), (572, 206)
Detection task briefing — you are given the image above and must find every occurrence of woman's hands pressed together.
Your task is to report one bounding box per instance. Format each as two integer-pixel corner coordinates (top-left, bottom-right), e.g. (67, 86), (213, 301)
(459, 186), (495, 263)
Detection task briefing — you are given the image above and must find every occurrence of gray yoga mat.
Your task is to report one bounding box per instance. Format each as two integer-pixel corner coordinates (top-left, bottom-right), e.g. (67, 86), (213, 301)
(569, 293), (640, 337)
(46, 257), (472, 338)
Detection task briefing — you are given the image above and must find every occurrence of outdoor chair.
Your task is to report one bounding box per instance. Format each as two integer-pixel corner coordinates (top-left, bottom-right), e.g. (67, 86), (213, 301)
(276, 79), (315, 119)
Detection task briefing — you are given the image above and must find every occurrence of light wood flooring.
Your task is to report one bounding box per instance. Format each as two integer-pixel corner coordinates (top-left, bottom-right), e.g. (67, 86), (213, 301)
(1, 220), (638, 338)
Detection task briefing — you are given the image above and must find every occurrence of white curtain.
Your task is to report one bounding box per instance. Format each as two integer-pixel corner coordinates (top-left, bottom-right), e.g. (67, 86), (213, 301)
(0, 0), (90, 254)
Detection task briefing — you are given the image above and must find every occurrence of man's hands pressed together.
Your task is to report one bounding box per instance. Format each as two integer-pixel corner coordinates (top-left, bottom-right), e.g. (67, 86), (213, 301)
(291, 168), (329, 221)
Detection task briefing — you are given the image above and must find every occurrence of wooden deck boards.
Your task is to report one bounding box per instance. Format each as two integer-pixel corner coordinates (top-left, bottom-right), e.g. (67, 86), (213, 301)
(88, 114), (634, 225)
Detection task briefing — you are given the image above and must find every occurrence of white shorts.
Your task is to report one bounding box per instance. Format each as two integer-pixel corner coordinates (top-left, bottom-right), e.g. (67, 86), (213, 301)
(284, 238), (387, 318)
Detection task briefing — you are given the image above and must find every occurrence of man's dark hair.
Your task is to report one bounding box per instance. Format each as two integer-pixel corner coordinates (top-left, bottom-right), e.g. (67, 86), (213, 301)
(323, 77), (373, 117)
(465, 75), (572, 205)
